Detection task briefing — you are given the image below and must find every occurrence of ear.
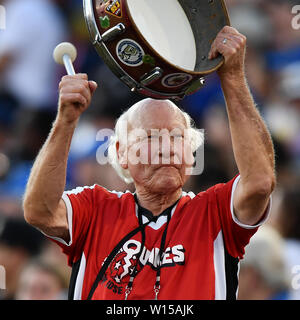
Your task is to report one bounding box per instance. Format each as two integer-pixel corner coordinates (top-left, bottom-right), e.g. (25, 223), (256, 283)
(116, 141), (128, 170)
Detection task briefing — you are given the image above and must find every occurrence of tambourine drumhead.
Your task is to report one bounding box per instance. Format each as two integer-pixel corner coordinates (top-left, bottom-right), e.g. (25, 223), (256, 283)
(83, 0), (230, 100)
(127, 0), (197, 72)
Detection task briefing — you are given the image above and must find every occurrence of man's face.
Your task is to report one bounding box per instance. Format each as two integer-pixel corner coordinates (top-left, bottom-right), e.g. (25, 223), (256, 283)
(118, 101), (194, 193)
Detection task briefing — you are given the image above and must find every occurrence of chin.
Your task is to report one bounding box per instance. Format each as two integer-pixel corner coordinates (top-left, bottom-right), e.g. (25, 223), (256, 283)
(150, 169), (183, 193)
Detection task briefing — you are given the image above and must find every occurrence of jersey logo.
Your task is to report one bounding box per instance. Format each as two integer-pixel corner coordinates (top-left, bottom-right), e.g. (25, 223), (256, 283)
(101, 239), (185, 295)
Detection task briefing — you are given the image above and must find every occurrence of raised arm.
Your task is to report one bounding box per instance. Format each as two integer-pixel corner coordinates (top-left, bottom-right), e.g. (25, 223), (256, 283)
(23, 74), (97, 242)
(209, 26), (276, 226)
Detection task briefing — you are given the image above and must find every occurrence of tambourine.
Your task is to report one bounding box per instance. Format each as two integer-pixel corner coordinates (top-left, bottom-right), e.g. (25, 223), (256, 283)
(83, 0), (230, 100)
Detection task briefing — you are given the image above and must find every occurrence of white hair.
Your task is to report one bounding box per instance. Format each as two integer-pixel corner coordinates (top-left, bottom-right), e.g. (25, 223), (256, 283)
(107, 98), (204, 184)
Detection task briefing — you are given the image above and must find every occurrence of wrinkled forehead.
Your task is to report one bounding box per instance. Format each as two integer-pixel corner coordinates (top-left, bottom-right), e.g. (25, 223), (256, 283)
(129, 99), (187, 131)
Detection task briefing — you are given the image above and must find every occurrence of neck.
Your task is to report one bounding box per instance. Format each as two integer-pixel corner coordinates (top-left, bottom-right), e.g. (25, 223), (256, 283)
(135, 187), (182, 216)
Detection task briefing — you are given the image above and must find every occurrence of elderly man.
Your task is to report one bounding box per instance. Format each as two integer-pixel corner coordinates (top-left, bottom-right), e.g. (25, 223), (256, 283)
(23, 26), (276, 300)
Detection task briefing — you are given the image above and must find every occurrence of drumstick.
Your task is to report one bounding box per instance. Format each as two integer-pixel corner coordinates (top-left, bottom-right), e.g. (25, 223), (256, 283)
(53, 42), (77, 75)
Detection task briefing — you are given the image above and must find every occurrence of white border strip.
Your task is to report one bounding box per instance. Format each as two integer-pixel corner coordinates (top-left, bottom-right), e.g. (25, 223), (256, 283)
(214, 231), (226, 300)
(73, 253), (86, 300)
(43, 194), (73, 246)
(230, 175), (271, 230)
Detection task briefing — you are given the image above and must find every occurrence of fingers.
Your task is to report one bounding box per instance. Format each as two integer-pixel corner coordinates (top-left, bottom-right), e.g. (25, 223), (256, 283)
(59, 92), (88, 107)
(59, 74), (98, 107)
(61, 73), (88, 81)
(209, 36), (241, 60)
(208, 26), (247, 60)
(57, 73), (98, 123)
(59, 81), (91, 107)
(59, 74), (98, 93)
(89, 81), (98, 95)
(60, 83), (90, 96)
(59, 74), (90, 91)
(209, 35), (245, 60)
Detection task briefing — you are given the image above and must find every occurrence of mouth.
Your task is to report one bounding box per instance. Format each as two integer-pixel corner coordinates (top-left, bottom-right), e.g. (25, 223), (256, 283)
(154, 164), (181, 170)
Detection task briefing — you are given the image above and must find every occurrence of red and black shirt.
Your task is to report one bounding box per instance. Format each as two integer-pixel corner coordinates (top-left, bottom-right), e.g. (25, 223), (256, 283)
(47, 175), (270, 300)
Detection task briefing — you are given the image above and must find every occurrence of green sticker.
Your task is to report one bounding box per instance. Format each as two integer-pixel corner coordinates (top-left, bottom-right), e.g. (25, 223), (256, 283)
(100, 15), (110, 29)
(185, 78), (205, 95)
(143, 54), (156, 67)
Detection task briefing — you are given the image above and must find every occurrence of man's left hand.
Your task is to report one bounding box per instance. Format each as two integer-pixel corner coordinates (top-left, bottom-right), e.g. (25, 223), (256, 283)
(208, 26), (247, 78)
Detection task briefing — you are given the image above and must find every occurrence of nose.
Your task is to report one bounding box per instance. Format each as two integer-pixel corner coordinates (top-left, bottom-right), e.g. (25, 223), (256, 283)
(159, 134), (176, 163)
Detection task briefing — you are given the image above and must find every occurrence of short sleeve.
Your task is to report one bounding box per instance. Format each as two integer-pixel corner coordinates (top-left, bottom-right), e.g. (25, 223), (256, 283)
(48, 185), (98, 265)
(213, 175), (271, 259)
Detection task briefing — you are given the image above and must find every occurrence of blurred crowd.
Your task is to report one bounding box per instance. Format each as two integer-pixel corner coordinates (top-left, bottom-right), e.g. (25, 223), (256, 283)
(0, 0), (300, 300)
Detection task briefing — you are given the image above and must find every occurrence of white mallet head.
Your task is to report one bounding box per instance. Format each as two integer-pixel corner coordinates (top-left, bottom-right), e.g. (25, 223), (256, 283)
(53, 42), (77, 75)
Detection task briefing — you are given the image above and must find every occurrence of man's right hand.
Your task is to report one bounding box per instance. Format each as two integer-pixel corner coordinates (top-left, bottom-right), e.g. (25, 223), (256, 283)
(24, 73), (97, 242)
(58, 73), (98, 124)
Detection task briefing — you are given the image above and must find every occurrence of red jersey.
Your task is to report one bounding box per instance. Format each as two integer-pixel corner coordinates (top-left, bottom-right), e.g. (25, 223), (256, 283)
(48, 175), (269, 300)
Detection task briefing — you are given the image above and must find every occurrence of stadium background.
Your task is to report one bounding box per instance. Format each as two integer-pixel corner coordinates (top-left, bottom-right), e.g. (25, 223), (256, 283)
(0, 0), (300, 300)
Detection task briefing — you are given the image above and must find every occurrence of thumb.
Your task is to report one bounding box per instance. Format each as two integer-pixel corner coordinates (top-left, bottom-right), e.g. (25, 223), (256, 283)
(88, 80), (98, 95)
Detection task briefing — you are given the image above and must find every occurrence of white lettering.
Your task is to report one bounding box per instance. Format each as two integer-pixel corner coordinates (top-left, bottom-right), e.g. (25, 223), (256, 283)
(121, 239), (141, 280)
(107, 305), (141, 318)
(291, 265), (300, 290)
(292, 5), (300, 30)
(149, 304), (194, 315)
(111, 240), (186, 278)
(0, 5), (6, 30)
(172, 244), (185, 263)
(0, 265), (5, 290)
(162, 247), (173, 265)
(96, 128), (114, 164)
(148, 247), (160, 268)
(95, 124), (205, 177)
(139, 246), (151, 266)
